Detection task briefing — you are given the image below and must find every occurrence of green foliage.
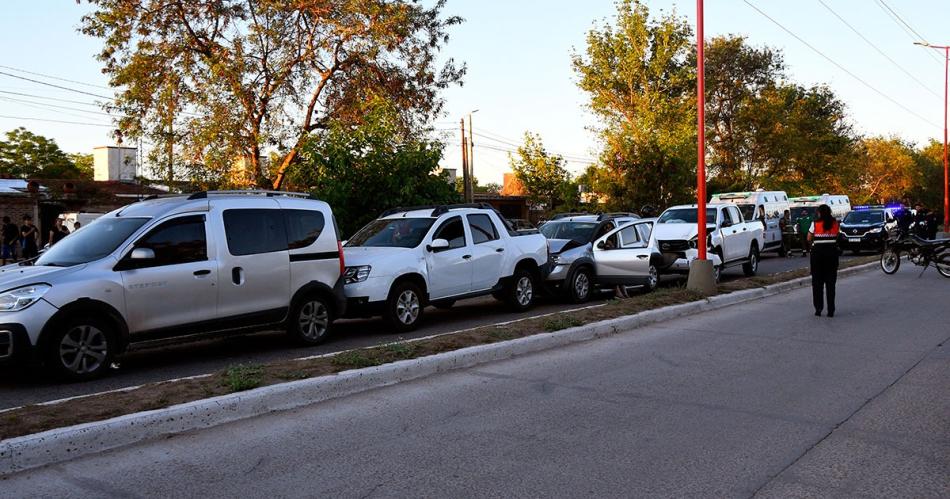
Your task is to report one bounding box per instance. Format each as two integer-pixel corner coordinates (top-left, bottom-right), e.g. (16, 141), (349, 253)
(911, 140), (945, 210)
(0, 128), (89, 179)
(224, 364), (264, 392)
(288, 98), (460, 238)
(572, 0), (697, 211)
(509, 132), (572, 209)
(68, 153), (95, 179)
(80, 0), (465, 188)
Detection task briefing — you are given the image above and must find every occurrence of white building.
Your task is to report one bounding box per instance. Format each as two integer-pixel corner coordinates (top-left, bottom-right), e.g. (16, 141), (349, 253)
(93, 146), (138, 182)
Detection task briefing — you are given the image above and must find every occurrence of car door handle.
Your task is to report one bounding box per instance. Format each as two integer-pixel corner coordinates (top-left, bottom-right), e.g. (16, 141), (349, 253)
(637, 255), (648, 259)
(232, 267), (244, 285)
(193, 269), (211, 276)
(496, 248), (505, 253)
(462, 255), (472, 260)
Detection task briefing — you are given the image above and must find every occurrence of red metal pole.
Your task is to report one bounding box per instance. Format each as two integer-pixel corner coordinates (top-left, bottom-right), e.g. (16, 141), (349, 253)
(696, 0), (707, 260)
(944, 47), (949, 231)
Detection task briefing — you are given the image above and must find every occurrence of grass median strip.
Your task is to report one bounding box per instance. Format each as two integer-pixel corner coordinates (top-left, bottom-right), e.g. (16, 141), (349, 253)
(0, 256), (877, 440)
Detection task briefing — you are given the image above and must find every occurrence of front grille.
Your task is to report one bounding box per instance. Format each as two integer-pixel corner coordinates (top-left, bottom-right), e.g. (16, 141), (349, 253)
(658, 240), (690, 252)
(845, 228), (865, 236)
(0, 330), (11, 359)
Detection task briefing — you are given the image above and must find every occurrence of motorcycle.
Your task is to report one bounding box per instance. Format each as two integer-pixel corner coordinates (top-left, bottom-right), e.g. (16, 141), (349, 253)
(880, 232), (950, 278)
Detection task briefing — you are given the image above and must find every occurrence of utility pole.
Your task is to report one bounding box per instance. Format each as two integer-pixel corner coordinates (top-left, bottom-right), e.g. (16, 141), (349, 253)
(461, 118), (471, 202)
(467, 110), (478, 201)
(915, 42), (950, 233)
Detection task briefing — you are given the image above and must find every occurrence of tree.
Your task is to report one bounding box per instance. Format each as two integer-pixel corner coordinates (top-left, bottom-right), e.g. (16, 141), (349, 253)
(704, 35), (785, 189)
(850, 136), (916, 204)
(287, 98), (459, 238)
(911, 140), (945, 209)
(509, 132), (572, 210)
(0, 128), (89, 179)
(68, 153), (95, 179)
(80, 0), (465, 188)
(572, 0), (696, 210)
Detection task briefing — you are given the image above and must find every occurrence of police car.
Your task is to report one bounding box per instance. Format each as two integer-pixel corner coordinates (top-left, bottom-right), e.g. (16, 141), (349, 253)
(837, 205), (901, 254)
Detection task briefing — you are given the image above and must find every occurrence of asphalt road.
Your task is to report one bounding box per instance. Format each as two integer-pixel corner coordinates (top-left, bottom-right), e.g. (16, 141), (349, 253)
(3, 257), (946, 497)
(0, 252), (859, 410)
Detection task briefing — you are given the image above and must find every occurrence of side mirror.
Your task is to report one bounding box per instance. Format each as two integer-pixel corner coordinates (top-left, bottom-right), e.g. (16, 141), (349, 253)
(720, 220), (732, 229)
(596, 240), (606, 250)
(130, 248), (155, 260)
(428, 238), (450, 252)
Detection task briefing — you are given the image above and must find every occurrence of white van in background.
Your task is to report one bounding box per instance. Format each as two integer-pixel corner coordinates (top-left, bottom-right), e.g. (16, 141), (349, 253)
(710, 190), (790, 255)
(789, 194), (851, 221)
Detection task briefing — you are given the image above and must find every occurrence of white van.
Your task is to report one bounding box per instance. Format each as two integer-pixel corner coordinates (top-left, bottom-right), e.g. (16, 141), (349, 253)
(789, 194), (851, 221)
(710, 190), (790, 255)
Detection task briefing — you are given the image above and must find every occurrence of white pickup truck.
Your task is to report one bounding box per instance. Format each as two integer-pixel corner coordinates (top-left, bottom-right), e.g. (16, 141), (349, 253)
(652, 203), (765, 281)
(342, 204), (550, 331)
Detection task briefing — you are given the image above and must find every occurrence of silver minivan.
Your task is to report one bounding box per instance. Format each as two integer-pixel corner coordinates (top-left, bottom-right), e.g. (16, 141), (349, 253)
(0, 191), (346, 380)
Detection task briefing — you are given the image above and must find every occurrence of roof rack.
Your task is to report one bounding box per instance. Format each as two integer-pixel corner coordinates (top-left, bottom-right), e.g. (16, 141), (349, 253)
(550, 212), (593, 220)
(597, 212), (640, 221)
(380, 203), (495, 218)
(186, 190), (311, 200)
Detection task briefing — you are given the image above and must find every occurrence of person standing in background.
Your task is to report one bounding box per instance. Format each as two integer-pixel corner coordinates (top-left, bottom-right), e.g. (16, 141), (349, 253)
(73, 221), (81, 233)
(808, 204), (840, 318)
(1, 216), (19, 265)
(796, 209), (813, 257)
(49, 218), (69, 246)
(20, 215), (38, 260)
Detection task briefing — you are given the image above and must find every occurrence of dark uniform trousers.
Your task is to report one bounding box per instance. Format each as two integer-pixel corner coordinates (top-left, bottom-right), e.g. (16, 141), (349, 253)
(810, 243), (839, 313)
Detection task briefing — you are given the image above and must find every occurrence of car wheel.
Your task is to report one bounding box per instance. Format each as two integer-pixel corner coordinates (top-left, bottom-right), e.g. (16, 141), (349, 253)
(505, 268), (536, 312)
(384, 281), (424, 332)
(567, 267), (593, 303)
(742, 245), (759, 276)
(45, 315), (115, 381)
(288, 295), (332, 345)
(432, 300), (456, 310)
(645, 264), (658, 292)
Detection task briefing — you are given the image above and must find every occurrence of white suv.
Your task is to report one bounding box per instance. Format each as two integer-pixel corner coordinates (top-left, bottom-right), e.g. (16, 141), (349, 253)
(0, 191), (345, 380)
(343, 204), (550, 331)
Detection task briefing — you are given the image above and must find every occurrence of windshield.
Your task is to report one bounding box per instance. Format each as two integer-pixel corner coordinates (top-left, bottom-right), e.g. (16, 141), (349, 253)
(539, 221), (599, 242)
(844, 211), (884, 225)
(346, 218), (435, 248)
(34, 217), (149, 267)
(657, 208), (718, 224)
(791, 206), (817, 222)
(737, 204), (757, 221)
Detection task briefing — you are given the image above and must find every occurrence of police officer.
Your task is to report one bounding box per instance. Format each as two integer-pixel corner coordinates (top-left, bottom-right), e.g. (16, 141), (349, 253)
(808, 204), (840, 317)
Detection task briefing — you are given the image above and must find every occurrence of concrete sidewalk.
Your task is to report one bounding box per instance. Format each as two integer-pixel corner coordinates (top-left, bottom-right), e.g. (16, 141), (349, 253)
(3, 268), (948, 498)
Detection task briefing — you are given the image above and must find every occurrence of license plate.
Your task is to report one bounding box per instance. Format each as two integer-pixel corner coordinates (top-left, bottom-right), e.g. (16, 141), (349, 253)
(848, 238), (860, 242)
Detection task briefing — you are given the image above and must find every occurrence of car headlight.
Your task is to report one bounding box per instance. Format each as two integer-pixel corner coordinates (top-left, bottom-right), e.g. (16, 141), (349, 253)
(688, 237), (698, 249)
(0, 284), (50, 312)
(343, 266), (372, 284)
(551, 254), (561, 265)
(868, 227), (883, 234)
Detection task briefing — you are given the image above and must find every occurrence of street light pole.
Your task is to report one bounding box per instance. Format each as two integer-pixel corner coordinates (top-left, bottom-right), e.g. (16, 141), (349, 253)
(467, 110), (479, 202)
(915, 42), (950, 233)
(686, 0), (716, 294)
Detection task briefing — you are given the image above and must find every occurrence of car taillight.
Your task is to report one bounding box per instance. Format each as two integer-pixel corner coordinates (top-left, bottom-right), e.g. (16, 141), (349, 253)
(338, 240), (345, 276)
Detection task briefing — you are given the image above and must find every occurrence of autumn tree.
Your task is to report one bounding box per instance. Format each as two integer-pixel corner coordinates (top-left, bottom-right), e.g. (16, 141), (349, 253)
(848, 136), (916, 204)
(80, 0), (465, 188)
(0, 128), (90, 179)
(911, 140), (945, 209)
(572, 0), (696, 210)
(509, 132), (572, 210)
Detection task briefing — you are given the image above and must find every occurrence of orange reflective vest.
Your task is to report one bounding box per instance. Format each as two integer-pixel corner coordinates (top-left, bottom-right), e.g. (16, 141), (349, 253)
(811, 219), (839, 244)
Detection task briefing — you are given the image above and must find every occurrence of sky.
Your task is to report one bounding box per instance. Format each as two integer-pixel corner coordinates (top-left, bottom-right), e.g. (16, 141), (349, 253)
(0, 1), (948, 184)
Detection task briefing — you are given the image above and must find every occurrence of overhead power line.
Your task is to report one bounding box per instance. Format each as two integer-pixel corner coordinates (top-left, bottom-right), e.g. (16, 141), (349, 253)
(0, 95), (124, 118)
(0, 64), (112, 90)
(742, 0), (941, 130)
(0, 90), (106, 107)
(874, 0), (943, 65)
(0, 114), (114, 127)
(0, 70), (116, 100)
(816, 0), (940, 100)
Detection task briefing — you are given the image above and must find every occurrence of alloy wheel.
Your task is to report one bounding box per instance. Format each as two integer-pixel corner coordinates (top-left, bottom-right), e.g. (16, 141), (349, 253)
(516, 276), (533, 306)
(574, 272), (590, 300)
(648, 265), (658, 290)
(58, 325), (108, 375)
(297, 300), (329, 340)
(396, 290), (421, 325)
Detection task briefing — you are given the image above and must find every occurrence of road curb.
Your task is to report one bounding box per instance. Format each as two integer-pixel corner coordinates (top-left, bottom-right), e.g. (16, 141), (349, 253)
(0, 261), (878, 475)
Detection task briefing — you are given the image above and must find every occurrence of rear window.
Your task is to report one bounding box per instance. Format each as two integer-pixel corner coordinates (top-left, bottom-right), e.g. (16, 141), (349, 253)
(285, 209), (326, 249)
(223, 209), (287, 256)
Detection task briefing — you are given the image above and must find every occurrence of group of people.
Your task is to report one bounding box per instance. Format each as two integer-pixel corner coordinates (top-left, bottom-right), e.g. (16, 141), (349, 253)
(1, 215), (80, 265)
